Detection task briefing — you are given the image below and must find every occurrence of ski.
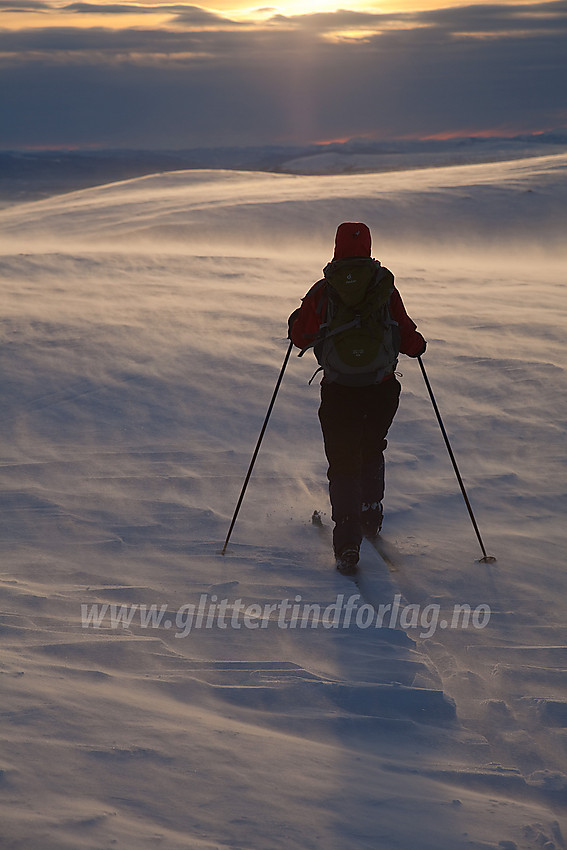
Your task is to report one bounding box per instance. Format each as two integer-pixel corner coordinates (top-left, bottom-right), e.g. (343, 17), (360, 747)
(365, 534), (400, 573)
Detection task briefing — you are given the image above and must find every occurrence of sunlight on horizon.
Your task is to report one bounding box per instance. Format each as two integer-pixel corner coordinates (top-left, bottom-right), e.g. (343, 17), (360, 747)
(235, 0), (548, 17)
(1, 0), (557, 29)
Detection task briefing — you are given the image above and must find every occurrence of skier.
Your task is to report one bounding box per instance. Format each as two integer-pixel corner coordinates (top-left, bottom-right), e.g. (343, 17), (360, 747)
(288, 222), (426, 573)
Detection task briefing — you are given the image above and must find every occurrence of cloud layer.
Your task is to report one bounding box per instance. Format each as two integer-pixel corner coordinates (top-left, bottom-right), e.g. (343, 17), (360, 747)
(2, 0), (566, 148)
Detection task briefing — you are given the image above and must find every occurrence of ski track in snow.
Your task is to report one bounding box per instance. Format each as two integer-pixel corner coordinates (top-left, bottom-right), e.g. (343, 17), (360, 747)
(0, 154), (566, 849)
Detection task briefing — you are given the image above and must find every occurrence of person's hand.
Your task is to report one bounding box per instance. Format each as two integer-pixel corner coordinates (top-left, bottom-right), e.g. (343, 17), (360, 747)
(287, 308), (300, 340)
(408, 337), (426, 358)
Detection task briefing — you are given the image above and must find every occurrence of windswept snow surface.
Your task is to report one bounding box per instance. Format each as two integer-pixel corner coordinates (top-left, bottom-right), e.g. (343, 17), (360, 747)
(1, 154), (566, 849)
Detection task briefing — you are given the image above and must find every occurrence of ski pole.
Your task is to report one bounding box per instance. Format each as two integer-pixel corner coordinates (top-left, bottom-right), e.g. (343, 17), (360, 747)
(221, 340), (294, 556)
(417, 355), (496, 563)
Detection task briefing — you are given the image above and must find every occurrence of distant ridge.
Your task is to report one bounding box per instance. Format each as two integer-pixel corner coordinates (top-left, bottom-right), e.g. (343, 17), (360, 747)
(1, 132), (567, 205)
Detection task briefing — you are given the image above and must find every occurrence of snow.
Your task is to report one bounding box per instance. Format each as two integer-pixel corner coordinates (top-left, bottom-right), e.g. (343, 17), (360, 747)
(278, 139), (567, 177)
(0, 152), (566, 849)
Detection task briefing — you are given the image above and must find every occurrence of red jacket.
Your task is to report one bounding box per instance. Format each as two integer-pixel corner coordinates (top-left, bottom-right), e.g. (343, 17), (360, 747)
(290, 270), (425, 359)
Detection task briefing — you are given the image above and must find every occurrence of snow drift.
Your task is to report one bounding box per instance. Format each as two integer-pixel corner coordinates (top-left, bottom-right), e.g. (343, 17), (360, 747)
(0, 153), (566, 849)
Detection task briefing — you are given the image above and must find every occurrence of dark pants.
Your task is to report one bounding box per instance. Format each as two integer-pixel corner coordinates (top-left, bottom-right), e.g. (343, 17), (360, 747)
(318, 377), (401, 555)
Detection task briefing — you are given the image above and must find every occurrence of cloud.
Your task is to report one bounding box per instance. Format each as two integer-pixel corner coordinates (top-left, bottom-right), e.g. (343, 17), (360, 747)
(1, 0), (566, 148)
(267, 0), (567, 38)
(0, 0), (49, 9)
(61, 2), (239, 24)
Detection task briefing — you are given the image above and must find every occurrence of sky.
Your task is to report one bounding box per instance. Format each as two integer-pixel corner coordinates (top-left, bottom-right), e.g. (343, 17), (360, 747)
(1, 0), (567, 150)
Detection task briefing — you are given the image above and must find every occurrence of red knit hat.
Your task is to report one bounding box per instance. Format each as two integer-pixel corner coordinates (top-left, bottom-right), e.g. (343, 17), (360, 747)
(333, 222), (372, 260)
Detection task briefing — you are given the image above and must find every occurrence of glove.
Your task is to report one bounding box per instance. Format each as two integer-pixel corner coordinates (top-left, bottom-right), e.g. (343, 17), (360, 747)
(407, 337), (427, 358)
(287, 308), (300, 340)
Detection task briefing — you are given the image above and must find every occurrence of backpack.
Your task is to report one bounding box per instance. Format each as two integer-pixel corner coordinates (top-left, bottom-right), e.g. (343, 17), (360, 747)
(308, 258), (401, 386)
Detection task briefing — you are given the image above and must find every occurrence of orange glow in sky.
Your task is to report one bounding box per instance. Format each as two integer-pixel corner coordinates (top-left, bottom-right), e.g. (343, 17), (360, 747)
(0, 0), (557, 29)
(418, 127), (551, 140)
(192, 0), (557, 18)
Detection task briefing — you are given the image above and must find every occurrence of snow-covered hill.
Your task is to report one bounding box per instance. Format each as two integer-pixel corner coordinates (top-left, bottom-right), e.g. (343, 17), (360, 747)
(0, 154), (566, 849)
(279, 139), (567, 176)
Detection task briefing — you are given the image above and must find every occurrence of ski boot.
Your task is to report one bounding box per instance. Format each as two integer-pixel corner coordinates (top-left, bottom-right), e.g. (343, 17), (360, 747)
(336, 546), (359, 576)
